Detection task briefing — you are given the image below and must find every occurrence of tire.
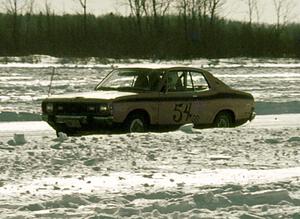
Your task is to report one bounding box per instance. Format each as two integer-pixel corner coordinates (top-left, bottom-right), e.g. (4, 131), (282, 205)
(214, 112), (233, 128)
(125, 114), (148, 133)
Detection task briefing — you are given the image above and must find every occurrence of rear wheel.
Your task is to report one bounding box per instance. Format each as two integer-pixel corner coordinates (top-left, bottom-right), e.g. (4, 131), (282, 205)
(214, 112), (234, 128)
(125, 114), (148, 133)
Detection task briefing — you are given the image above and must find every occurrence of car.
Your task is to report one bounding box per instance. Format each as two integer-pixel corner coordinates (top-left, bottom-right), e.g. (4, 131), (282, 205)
(42, 65), (256, 135)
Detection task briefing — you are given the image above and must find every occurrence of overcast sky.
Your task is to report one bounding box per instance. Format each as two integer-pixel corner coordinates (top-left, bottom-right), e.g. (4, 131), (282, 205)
(1, 0), (300, 24)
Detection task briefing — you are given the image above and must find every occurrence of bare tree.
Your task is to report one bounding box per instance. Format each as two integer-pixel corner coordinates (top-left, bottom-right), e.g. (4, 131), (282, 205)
(177, 0), (189, 39)
(176, 0), (211, 39)
(44, 0), (53, 32)
(150, 0), (173, 17)
(185, 0), (210, 22)
(175, 0), (202, 42)
(26, 0), (35, 15)
(127, 0), (146, 32)
(253, 0), (260, 23)
(2, 0), (32, 14)
(141, 0), (150, 16)
(3, 0), (28, 51)
(196, 0), (209, 19)
(272, 0), (295, 30)
(4, 0), (18, 14)
(180, 0), (224, 25)
(75, 0), (88, 34)
(44, 0), (52, 16)
(241, 0), (259, 24)
(126, 0), (173, 32)
(24, 0), (35, 47)
(43, 0), (55, 52)
(150, 0), (173, 31)
(207, 0), (225, 24)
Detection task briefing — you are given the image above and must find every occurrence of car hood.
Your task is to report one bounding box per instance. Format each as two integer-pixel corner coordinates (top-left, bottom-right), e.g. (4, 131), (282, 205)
(46, 90), (137, 101)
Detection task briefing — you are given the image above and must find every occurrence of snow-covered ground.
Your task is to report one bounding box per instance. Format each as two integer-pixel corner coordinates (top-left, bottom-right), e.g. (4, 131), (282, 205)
(0, 56), (300, 218)
(0, 117), (300, 218)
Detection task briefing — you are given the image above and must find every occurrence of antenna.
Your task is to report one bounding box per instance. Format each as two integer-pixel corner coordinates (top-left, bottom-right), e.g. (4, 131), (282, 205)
(48, 67), (55, 97)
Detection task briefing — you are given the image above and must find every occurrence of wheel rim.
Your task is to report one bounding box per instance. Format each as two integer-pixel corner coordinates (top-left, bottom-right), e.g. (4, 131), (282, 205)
(129, 118), (144, 132)
(217, 117), (230, 127)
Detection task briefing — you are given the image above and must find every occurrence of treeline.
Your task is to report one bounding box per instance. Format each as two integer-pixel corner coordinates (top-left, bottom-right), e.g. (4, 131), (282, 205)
(0, 12), (300, 58)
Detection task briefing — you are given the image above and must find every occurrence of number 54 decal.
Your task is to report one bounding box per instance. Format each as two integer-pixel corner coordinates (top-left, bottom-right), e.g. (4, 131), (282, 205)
(173, 103), (192, 123)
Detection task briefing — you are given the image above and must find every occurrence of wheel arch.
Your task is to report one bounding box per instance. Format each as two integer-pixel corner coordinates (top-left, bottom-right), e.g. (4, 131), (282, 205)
(213, 109), (236, 124)
(125, 109), (151, 124)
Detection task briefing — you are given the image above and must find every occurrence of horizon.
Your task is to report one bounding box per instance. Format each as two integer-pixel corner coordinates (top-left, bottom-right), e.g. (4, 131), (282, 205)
(0, 0), (299, 24)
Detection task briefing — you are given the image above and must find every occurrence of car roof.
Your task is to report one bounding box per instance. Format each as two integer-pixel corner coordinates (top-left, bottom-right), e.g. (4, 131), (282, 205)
(116, 64), (201, 71)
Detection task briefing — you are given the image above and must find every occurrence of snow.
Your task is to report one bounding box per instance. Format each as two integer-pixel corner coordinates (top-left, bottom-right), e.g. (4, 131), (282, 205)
(0, 117), (300, 218)
(0, 56), (300, 218)
(1, 55), (300, 69)
(1, 56), (300, 118)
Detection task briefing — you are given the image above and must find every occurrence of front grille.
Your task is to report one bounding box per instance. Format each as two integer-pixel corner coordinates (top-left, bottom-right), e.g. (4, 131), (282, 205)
(56, 103), (89, 114)
(43, 102), (111, 116)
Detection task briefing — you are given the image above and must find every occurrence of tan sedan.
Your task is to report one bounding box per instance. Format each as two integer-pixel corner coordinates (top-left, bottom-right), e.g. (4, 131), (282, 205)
(42, 65), (255, 135)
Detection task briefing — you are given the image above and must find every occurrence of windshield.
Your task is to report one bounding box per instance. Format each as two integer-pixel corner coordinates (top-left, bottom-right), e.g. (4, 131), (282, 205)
(96, 69), (163, 92)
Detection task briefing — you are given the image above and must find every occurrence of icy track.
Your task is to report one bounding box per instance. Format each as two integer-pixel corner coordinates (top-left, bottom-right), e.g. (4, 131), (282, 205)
(0, 114), (300, 218)
(1, 57), (300, 218)
(1, 57), (300, 116)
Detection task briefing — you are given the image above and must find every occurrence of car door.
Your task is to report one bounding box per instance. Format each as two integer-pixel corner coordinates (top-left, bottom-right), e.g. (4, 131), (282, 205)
(188, 70), (218, 125)
(158, 69), (218, 126)
(158, 70), (200, 125)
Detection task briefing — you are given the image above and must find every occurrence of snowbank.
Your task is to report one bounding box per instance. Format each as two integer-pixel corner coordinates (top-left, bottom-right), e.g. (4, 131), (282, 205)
(0, 111), (41, 121)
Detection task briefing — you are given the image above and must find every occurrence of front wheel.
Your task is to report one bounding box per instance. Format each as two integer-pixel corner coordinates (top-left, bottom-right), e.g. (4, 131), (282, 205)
(214, 112), (233, 128)
(125, 114), (148, 133)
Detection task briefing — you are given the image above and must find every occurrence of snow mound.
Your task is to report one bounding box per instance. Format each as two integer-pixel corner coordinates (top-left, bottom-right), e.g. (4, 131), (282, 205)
(13, 133), (26, 145)
(179, 124), (195, 133)
(11, 182), (300, 218)
(57, 132), (68, 142)
(7, 133), (26, 146)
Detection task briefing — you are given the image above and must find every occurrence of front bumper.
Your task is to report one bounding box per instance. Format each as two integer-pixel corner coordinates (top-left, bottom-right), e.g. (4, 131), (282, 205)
(42, 114), (114, 130)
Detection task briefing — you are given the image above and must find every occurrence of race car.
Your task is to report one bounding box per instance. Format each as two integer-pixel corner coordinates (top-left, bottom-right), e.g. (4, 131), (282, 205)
(42, 65), (255, 135)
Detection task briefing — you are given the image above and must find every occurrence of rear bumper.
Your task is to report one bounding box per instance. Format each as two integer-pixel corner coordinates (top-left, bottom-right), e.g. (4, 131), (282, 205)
(249, 112), (256, 121)
(234, 111), (256, 127)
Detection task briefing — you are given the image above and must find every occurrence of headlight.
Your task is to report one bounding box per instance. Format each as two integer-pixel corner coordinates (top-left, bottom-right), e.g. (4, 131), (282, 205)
(87, 106), (96, 111)
(46, 103), (54, 112)
(99, 103), (113, 113)
(99, 105), (109, 111)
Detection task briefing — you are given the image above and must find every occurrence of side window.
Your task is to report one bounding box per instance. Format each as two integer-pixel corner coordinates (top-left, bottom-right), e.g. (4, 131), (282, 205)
(167, 71), (185, 92)
(133, 71), (163, 91)
(133, 74), (149, 89)
(190, 71), (209, 91)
